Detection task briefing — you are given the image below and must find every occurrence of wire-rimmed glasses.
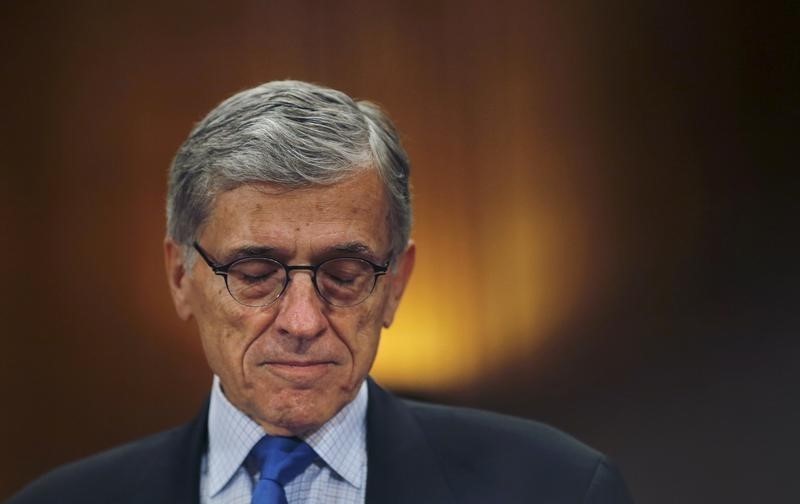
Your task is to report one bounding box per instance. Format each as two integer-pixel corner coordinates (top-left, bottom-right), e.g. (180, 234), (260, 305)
(193, 242), (390, 308)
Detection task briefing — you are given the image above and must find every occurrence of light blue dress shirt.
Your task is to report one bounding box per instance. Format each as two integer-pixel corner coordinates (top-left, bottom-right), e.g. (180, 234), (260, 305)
(200, 375), (368, 504)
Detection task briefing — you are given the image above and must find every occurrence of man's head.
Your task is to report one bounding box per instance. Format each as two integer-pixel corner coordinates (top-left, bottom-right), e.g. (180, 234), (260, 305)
(163, 81), (415, 436)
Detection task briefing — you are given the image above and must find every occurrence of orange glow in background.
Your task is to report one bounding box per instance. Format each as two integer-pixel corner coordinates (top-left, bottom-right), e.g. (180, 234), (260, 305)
(375, 148), (594, 390)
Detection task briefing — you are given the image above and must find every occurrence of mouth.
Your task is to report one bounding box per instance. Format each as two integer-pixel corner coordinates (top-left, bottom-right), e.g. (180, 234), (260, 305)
(260, 360), (336, 385)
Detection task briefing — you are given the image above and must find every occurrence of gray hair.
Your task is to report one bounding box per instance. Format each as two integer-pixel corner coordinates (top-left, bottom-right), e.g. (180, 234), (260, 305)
(166, 80), (411, 259)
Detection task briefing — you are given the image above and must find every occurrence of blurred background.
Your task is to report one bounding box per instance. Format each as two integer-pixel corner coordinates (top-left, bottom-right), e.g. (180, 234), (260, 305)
(1, 1), (797, 502)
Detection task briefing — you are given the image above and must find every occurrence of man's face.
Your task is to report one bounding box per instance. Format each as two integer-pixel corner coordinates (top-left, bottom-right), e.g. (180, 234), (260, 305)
(165, 170), (414, 435)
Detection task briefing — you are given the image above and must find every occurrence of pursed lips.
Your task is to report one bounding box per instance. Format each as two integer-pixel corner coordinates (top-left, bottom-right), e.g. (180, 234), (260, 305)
(259, 359), (336, 366)
(259, 359), (337, 383)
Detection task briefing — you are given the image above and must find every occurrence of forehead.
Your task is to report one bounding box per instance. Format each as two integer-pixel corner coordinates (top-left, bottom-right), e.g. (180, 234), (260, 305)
(201, 170), (391, 257)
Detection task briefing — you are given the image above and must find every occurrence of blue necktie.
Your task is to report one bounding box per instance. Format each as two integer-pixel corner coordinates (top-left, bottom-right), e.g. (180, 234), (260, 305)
(250, 436), (318, 504)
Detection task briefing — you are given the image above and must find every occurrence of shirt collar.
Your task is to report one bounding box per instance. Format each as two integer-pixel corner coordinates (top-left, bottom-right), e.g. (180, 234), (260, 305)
(206, 375), (265, 497)
(206, 375), (368, 497)
(304, 380), (368, 488)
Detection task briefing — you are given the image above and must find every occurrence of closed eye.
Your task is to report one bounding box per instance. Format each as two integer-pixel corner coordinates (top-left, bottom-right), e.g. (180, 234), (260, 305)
(328, 274), (356, 286)
(241, 273), (272, 284)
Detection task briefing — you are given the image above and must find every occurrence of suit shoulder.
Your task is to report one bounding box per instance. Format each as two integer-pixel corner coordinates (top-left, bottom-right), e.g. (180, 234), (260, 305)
(403, 400), (626, 501)
(405, 399), (602, 465)
(7, 425), (192, 504)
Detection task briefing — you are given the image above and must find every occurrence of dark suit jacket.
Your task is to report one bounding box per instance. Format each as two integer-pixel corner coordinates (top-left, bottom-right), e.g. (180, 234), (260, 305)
(8, 380), (633, 503)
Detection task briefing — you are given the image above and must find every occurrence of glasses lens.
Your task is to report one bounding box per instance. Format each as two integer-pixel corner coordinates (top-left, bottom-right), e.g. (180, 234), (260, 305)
(226, 258), (285, 306)
(317, 258), (376, 306)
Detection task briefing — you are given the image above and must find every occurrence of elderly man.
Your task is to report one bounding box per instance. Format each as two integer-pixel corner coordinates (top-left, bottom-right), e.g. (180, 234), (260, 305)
(9, 81), (633, 503)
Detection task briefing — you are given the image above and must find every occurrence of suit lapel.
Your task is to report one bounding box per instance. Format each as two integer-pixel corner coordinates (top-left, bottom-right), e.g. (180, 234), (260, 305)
(365, 379), (454, 504)
(140, 398), (208, 504)
(173, 399), (208, 504)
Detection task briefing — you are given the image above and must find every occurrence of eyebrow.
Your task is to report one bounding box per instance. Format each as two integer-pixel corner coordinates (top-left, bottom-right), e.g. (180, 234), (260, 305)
(220, 245), (277, 263)
(331, 241), (376, 257)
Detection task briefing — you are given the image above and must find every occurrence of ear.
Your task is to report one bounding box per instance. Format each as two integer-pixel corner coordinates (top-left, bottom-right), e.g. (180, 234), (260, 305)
(164, 238), (195, 321)
(382, 241), (416, 328)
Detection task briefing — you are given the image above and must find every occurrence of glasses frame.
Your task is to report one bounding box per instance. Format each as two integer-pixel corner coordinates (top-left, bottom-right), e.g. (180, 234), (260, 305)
(192, 242), (390, 308)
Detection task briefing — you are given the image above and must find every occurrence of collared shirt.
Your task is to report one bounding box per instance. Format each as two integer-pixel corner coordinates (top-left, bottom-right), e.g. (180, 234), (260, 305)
(200, 375), (368, 504)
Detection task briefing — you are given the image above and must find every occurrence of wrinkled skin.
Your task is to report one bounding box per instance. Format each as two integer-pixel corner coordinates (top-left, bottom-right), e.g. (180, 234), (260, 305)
(165, 170), (414, 436)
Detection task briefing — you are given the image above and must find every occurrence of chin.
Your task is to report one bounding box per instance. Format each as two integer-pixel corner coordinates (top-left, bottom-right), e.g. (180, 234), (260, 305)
(253, 386), (344, 436)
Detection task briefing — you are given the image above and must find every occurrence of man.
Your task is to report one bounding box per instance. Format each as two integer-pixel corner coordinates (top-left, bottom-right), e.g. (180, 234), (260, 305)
(9, 81), (633, 503)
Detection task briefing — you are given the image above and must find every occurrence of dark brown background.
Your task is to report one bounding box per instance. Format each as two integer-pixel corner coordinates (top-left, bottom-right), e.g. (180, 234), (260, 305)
(2, 1), (798, 503)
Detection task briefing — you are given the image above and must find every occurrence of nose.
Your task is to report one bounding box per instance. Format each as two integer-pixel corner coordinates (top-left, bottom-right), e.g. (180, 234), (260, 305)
(273, 270), (327, 340)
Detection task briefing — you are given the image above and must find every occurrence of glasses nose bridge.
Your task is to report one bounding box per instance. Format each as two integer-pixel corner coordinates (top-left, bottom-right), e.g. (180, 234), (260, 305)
(283, 264), (320, 294)
(284, 264), (317, 280)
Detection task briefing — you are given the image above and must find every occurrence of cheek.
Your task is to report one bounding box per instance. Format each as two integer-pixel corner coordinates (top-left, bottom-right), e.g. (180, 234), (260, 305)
(330, 302), (385, 372)
(191, 281), (272, 376)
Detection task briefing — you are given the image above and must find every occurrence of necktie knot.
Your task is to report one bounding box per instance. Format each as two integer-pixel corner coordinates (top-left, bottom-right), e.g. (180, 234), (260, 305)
(249, 436), (317, 504)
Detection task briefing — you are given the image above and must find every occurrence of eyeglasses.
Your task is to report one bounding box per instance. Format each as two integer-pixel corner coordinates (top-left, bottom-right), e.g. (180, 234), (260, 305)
(192, 242), (390, 308)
